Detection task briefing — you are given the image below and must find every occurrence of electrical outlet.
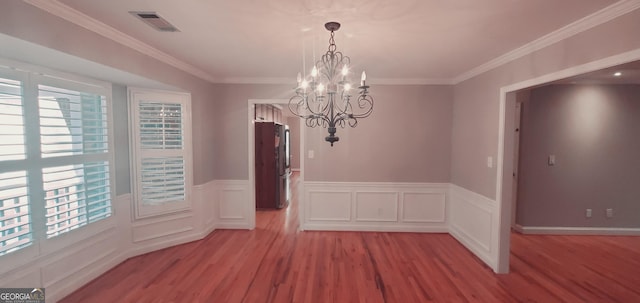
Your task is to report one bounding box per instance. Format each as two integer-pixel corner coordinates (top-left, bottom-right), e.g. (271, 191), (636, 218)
(586, 208), (592, 218)
(606, 208), (613, 218)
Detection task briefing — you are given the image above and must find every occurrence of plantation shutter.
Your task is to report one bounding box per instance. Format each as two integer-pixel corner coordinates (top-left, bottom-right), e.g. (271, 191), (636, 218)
(38, 84), (112, 238)
(0, 76), (32, 256)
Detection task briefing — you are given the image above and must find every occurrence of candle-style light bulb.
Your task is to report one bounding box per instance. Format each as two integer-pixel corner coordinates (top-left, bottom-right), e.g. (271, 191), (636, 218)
(317, 83), (325, 93)
(311, 66), (318, 78)
(296, 72), (302, 85)
(344, 83), (352, 91)
(301, 80), (309, 89)
(342, 65), (348, 76)
(360, 71), (367, 86)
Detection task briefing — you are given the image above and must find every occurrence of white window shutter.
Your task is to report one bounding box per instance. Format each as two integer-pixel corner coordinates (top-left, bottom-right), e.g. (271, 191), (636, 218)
(129, 89), (192, 218)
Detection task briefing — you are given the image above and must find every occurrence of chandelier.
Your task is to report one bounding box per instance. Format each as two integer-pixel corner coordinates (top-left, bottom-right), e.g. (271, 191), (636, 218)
(289, 22), (374, 146)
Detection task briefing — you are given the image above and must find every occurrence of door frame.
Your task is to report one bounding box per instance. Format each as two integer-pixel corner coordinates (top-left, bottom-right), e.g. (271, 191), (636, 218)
(495, 48), (640, 273)
(247, 99), (305, 230)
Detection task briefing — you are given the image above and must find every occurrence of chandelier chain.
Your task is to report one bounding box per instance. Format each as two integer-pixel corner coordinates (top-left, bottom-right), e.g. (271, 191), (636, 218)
(328, 30), (336, 53)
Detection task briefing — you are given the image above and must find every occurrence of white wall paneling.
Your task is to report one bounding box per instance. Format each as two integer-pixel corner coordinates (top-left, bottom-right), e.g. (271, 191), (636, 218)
(131, 213), (195, 243)
(448, 184), (499, 271)
(214, 180), (251, 229)
(308, 191), (352, 221)
(303, 182), (448, 232)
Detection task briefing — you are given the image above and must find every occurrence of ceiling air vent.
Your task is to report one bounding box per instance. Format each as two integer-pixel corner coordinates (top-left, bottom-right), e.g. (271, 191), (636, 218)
(130, 11), (180, 32)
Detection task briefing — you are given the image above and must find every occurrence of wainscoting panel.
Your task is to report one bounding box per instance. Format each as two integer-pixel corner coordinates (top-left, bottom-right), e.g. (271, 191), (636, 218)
(401, 192), (446, 223)
(355, 192), (398, 222)
(215, 180), (251, 229)
(307, 191), (352, 221)
(303, 182), (449, 232)
(131, 213), (195, 243)
(449, 184), (498, 270)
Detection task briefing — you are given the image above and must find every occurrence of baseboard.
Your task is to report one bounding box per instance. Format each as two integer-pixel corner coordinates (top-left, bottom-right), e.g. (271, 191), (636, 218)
(303, 223), (448, 233)
(515, 224), (640, 236)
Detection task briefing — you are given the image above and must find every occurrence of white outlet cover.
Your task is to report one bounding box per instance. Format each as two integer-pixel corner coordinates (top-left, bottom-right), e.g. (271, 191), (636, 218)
(308, 150), (314, 159)
(487, 156), (493, 168)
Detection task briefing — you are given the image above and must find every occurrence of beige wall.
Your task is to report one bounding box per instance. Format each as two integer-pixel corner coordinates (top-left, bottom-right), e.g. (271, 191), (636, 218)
(0, 1), (220, 186)
(451, 9), (640, 199)
(517, 84), (640, 228)
(305, 85), (453, 182)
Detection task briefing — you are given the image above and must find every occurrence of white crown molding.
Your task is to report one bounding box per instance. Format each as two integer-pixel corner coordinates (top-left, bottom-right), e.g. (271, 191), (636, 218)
(219, 77), (453, 85)
(452, 0), (640, 84)
(23, 0), (219, 83)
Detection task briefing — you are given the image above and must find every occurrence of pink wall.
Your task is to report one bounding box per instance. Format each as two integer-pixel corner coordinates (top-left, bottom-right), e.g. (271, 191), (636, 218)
(451, 9), (640, 199)
(305, 85), (453, 182)
(517, 84), (640, 228)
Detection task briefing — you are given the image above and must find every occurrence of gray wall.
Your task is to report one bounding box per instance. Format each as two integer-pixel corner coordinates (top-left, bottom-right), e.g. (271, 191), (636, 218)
(451, 9), (640, 199)
(212, 84), (292, 180)
(305, 85), (453, 182)
(287, 117), (301, 170)
(0, 1), (219, 186)
(213, 84), (453, 183)
(517, 84), (640, 227)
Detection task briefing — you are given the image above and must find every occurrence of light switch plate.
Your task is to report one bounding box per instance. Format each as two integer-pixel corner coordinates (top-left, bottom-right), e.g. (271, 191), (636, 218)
(308, 150), (314, 159)
(487, 156), (493, 168)
(548, 155), (556, 166)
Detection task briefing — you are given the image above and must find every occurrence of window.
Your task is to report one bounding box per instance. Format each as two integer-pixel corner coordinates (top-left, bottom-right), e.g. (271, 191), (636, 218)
(129, 88), (192, 218)
(0, 65), (113, 256)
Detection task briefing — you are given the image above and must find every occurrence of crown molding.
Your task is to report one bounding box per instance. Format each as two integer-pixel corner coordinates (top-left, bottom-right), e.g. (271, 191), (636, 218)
(452, 0), (640, 84)
(370, 78), (454, 85)
(217, 77), (452, 85)
(23, 0), (219, 83)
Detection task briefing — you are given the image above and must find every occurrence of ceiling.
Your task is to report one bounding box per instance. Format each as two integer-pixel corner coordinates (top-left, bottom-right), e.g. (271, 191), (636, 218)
(48, 0), (624, 84)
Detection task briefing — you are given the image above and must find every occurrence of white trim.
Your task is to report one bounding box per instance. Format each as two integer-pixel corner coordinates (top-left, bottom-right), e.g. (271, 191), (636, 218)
(495, 48), (640, 274)
(303, 181), (449, 231)
(515, 225), (640, 236)
(453, 0), (640, 84)
(448, 184), (499, 271)
(304, 224), (448, 233)
(22, 0), (219, 83)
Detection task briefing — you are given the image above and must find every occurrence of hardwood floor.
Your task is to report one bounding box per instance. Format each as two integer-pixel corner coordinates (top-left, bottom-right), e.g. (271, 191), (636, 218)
(61, 173), (640, 302)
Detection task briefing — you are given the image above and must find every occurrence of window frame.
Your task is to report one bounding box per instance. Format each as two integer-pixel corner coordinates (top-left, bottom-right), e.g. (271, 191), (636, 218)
(0, 59), (117, 260)
(128, 88), (193, 219)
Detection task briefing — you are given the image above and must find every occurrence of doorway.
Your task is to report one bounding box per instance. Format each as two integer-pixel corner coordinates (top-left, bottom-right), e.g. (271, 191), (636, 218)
(247, 99), (305, 231)
(496, 50), (640, 273)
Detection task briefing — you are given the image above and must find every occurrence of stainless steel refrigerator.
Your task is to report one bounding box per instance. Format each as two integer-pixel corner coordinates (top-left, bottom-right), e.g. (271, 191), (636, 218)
(255, 122), (290, 209)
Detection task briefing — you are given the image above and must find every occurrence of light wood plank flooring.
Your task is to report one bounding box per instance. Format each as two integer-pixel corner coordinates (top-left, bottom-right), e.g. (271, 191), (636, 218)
(61, 173), (640, 302)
